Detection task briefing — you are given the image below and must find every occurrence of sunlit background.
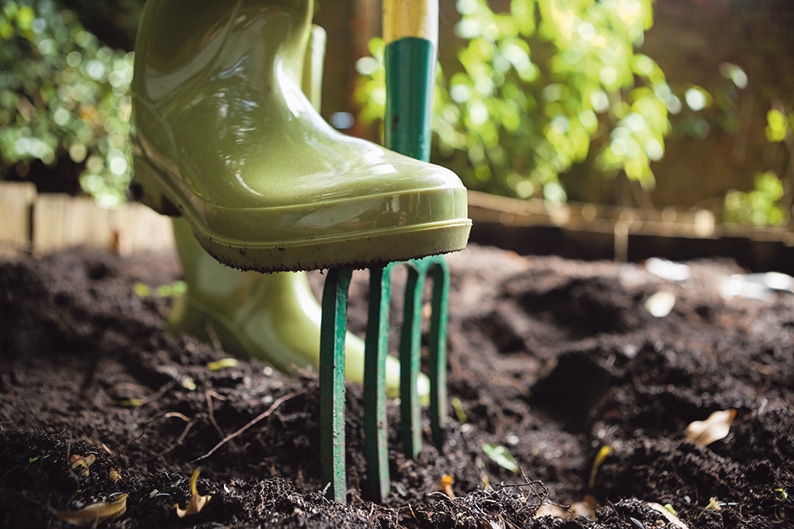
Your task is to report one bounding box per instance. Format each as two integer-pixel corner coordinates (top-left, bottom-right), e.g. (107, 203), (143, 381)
(2, 0), (793, 228)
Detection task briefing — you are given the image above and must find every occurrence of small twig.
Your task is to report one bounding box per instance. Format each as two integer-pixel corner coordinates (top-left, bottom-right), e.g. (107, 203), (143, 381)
(203, 315), (223, 354)
(139, 381), (177, 406)
(175, 420), (196, 446)
(161, 413), (195, 454)
(193, 391), (301, 462)
(205, 390), (226, 438)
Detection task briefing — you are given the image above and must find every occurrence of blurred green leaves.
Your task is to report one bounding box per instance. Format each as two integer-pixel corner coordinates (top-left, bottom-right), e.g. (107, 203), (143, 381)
(356, 0), (673, 202)
(723, 106), (793, 227)
(724, 171), (786, 227)
(0, 0), (133, 207)
(765, 109), (791, 144)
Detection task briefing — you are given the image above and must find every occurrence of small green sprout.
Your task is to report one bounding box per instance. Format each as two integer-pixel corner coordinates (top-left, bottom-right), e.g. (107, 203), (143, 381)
(110, 398), (143, 408)
(450, 396), (468, 423)
(207, 358), (239, 371)
(156, 281), (187, 297)
(132, 282), (151, 297)
(589, 445), (613, 489)
(482, 442), (519, 474)
(133, 280), (187, 298)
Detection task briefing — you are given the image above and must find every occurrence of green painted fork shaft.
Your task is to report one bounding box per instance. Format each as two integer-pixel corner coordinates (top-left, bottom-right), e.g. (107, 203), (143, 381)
(384, 37), (435, 161)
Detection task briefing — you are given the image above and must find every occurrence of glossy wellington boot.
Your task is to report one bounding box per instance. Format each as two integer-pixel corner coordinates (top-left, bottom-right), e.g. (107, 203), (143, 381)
(165, 22), (425, 398)
(168, 218), (424, 398)
(131, 0), (470, 273)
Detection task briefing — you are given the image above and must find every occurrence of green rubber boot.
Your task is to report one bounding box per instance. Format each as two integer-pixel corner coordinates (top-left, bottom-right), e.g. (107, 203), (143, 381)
(130, 0), (470, 273)
(164, 18), (426, 398)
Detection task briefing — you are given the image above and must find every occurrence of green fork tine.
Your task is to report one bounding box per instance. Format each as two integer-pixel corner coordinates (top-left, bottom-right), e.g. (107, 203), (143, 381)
(363, 265), (390, 502)
(364, 256), (451, 501)
(396, 256), (450, 458)
(319, 268), (352, 502)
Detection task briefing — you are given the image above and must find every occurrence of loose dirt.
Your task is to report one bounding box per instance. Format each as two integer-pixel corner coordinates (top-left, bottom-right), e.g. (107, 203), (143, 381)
(1, 244), (792, 528)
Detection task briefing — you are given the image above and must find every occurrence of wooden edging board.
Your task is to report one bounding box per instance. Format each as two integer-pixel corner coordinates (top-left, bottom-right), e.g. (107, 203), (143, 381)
(0, 182), (174, 257)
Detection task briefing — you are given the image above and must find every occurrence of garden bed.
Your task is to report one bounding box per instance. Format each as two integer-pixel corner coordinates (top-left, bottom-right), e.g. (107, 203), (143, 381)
(1, 243), (792, 528)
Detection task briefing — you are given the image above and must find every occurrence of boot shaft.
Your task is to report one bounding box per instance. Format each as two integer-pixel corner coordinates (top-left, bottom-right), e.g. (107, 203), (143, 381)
(134, 0), (312, 102)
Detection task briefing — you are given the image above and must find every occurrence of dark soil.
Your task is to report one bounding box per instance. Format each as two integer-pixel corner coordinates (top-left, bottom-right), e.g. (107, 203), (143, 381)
(1, 244), (792, 528)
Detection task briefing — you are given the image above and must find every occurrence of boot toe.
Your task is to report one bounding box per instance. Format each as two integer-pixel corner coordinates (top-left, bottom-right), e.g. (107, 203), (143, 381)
(196, 171), (471, 272)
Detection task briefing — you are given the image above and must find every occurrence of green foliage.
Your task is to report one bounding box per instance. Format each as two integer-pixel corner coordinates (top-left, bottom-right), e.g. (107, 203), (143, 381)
(356, 0), (674, 202)
(723, 106), (792, 227)
(0, 0), (133, 207)
(671, 70), (742, 141)
(482, 442), (520, 474)
(765, 108), (793, 144)
(723, 171), (786, 227)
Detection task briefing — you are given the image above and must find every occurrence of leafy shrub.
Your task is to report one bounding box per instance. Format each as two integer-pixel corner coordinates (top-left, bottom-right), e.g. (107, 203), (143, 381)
(0, 0), (133, 207)
(723, 107), (793, 227)
(356, 0), (676, 203)
(723, 171), (786, 227)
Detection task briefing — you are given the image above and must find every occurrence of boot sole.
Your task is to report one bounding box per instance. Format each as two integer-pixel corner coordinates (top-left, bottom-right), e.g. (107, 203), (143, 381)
(132, 155), (471, 272)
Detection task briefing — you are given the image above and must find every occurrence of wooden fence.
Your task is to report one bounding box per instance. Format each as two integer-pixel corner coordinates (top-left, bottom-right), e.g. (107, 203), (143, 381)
(0, 182), (174, 257)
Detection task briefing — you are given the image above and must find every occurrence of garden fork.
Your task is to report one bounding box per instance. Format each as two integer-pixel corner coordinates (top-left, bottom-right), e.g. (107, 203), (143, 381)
(319, 0), (453, 503)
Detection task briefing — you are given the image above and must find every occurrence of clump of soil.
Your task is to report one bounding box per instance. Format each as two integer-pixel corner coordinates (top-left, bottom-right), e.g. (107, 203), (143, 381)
(1, 244), (792, 528)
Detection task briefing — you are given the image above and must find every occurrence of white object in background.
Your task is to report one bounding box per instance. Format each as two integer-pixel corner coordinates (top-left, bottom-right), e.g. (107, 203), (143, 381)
(720, 271), (794, 301)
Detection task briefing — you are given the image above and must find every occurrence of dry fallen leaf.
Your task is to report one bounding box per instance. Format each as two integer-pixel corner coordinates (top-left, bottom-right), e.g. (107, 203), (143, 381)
(534, 495), (597, 520)
(70, 454), (96, 478)
(174, 468), (212, 518)
(53, 493), (128, 527)
(440, 474), (455, 498)
(705, 496), (722, 510)
(647, 501), (690, 529)
(685, 409), (736, 446)
(567, 495), (598, 520)
(534, 502), (568, 518)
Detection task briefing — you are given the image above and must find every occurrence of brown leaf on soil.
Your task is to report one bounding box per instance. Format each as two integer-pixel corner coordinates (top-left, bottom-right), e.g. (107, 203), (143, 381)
(647, 502), (690, 529)
(440, 474), (455, 498)
(52, 493), (128, 527)
(534, 495), (597, 520)
(174, 468), (212, 518)
(685, 409), (737, 446)
(69, 454), (96, 478)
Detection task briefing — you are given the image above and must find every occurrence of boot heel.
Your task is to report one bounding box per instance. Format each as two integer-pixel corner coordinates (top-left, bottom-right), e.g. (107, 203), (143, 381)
(130, 155), (181, 216)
